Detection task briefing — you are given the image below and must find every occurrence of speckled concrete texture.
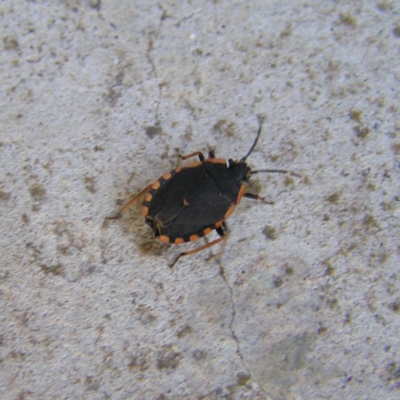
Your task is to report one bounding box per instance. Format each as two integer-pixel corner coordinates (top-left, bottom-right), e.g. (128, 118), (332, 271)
(1, 1), (400, 399)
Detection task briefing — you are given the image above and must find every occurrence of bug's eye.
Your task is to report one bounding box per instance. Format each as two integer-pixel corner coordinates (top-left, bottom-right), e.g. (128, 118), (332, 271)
(227, 159), (234, 168)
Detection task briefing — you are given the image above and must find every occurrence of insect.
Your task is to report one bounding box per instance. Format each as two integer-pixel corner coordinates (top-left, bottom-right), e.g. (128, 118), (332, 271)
(108, 119), (300, 267)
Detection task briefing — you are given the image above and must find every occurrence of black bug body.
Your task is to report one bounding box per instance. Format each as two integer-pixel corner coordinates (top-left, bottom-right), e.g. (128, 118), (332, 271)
(109, 121), (299, 267)
(143, 158), (250, 244)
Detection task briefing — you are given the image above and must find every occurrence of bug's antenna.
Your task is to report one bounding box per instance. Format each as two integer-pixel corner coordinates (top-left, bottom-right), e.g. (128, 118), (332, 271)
(251, 169), (302, 178)
(240, 117), (264, 162)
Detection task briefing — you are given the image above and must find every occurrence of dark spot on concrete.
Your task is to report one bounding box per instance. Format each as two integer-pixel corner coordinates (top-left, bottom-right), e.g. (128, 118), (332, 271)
(284, 176), (295, 186)
(388, 299), (400, 313)
(344, 242), (358, 254)
(56, 244), (70, 255)
(17, 390), (33, 400)
(40, 264), (64, 276)
(363, 214), (380, 231)
(375, 314), (388, 326)
(349, 110), (362, 123)
(115, 70), (124, 85)
(377, 1), (391, 11)
(177, 324), (193, 338)
(93, 146), (104, 152)
(183, 125), (193, 141)
(285, 266), (294, 275)
(3, 36), (19, 50)
(192, 349), (206, 361)
(382, 362), (400, 386)
(273, 276), (283, 288)
(393, 26), (400, 38)
(0, 190), (11, 201)
(391, 143), (400, 155)
(84, 176), (97, 194)
(280, 24), (292, 38)
(212, 119), (235, 137)
(137, 304), (157, 325)
(87, 265), (96, 274)
(317, 325), (327, 335)
(88, 0), (101, 10)
(326, 193), (340, 204)
(339, 13), (357, 27)
(156, 345), (182, 371)
(85, 376), (100, 391)
(349, 109), (362, 122)
(104, 86), (121, 106)
(29, 184), (46, 202)
(145, 124), (162, 139)
(323, 261), (335, 276)
(374, 251), (388, 264)
(53, 220), (69, 237)
(236, 372), (251, 386)
(263, 225), (277, 240)
(327, 298), (338, 309)
(354, 126), (370, 139)
(128, 351), (149, 371)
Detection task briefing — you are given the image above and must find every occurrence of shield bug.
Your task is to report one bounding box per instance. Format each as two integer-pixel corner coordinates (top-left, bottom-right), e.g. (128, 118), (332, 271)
(108, 119), (300, 267)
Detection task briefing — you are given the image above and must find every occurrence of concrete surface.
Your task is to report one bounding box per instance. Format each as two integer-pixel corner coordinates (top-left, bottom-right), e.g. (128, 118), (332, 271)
(1, 0), (400, 399)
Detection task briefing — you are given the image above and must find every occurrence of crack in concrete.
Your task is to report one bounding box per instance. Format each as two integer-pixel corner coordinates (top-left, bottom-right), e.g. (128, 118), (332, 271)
(146, 33), (162, 124)
(145, 10), (268, 393)
(217, 259), (269, 398)
(145, 5), (202, 126)
(144, 4), (174, 125)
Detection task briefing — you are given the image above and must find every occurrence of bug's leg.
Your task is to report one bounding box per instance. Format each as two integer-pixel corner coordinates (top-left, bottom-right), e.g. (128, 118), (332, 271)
(169, 227), (225, 268)
(208, 150), (216, 159)
(179, 151), (205, 162)
(213, 224), (229, 263)
(244, 192), (274, 205)
(106, 184), (152, 220)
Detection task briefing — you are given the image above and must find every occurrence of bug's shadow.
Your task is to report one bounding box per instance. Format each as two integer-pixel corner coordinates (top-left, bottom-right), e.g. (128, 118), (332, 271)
(105, 203), (170, 258)
(138, 234), (169, 257)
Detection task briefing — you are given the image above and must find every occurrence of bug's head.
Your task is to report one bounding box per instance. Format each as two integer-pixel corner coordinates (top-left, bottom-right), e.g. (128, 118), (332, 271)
(228, 159), (252, 183)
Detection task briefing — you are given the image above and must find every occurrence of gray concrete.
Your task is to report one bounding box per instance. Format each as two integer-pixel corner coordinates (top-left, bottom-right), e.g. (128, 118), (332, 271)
(1, 1), (399, 399)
